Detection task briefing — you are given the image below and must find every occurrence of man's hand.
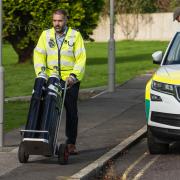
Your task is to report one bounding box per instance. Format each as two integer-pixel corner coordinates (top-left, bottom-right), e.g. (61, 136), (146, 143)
(66, 76), (75, 88)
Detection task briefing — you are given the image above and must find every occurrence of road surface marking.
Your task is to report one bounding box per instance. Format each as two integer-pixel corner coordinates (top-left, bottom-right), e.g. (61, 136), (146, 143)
(132, 155), (160, 180)
(91, 90), (107, 98)
(121, 152), (148, 180)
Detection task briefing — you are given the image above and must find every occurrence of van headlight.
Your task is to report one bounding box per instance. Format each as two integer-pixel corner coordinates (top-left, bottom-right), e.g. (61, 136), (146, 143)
(152, 81), (175, 95)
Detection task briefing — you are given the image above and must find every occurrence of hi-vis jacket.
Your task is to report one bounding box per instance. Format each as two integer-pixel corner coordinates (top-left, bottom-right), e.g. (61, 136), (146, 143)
(33, 27), (86, 81)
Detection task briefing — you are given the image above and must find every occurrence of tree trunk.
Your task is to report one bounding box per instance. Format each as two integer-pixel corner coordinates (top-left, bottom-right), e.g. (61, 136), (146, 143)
(17, 46), (34, 63)
(13, 43), (34, 64)
(6, 37), (35, 64)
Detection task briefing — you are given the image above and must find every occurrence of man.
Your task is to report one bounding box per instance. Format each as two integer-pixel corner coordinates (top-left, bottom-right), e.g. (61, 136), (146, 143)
(33, 9), (86, 154)
(173, 7), (180, 22)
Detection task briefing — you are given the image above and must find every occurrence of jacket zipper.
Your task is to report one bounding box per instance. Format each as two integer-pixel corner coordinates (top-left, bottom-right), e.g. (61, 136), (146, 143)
(55, 27), (69, 78)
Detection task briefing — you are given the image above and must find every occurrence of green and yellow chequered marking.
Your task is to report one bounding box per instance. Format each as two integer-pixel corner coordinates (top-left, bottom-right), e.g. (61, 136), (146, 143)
(145, 79), (151, 122)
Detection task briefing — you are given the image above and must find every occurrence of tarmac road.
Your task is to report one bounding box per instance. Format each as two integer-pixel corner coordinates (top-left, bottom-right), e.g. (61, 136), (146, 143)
(102, 138), (180, 180)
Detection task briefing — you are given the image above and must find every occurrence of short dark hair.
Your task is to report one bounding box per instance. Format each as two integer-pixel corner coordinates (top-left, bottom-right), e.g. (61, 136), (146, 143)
(53, 9), (68, 17)
(173, 7), (180, 21)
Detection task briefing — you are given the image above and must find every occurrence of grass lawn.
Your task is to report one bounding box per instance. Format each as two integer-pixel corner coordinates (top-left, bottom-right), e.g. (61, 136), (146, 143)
(3, 40), (168, 132)
(3, 41), (168, 97)
(4, 101), (29, 132)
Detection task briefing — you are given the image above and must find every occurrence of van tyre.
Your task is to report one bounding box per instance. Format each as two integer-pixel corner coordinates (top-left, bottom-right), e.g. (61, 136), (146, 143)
(18, 142), (29, 163)
(147, 128), (169, 154)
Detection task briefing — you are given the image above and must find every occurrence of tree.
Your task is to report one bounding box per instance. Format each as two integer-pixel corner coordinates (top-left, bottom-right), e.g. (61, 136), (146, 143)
(155, 0), (171, 12)
(3, 0), (104, 63)
(102, 0), (157, 15)
(155, 0), (180, 12)
(102, 0), (157, 39)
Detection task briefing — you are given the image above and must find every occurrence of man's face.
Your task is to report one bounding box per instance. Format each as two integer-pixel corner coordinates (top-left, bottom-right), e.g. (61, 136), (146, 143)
(53, 14), (67, 34)
(176, 15), (180, 22)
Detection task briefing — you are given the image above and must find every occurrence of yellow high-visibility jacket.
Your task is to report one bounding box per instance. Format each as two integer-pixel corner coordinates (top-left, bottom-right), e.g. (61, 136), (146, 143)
(33, 27), (86, 81)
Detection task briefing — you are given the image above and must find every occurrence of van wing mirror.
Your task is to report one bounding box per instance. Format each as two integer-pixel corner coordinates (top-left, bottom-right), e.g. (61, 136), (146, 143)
(152, 51), (163, 64)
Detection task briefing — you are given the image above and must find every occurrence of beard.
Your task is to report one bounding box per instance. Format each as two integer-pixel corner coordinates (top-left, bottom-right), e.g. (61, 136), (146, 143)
(54, 26), (65, 34)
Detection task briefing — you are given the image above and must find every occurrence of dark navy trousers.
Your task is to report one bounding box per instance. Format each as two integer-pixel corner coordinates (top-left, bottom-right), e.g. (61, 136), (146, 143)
(62, 81), (80, 145)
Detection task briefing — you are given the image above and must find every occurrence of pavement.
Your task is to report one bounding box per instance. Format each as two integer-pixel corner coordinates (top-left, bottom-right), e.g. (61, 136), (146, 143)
(0, 74), (151, 180)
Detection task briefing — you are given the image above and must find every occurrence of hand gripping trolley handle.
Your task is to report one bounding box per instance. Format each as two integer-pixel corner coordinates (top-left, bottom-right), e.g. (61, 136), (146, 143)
(18, 73), (69, 165)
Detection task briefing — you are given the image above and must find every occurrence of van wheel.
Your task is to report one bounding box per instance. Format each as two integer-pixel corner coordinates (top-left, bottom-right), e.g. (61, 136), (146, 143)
(147, 128), (169, 154)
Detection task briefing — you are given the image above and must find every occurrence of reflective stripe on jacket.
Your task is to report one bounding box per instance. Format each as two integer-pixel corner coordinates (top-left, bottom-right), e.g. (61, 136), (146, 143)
(33, 27), (86, 81)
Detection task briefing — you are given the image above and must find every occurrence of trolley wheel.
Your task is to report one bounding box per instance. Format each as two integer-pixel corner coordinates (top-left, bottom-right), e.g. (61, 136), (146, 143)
(18, 142), (29, 163)
(58, 144), (69, 165)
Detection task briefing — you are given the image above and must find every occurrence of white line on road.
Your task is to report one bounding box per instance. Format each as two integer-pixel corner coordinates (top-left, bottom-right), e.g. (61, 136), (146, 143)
(90, 90), (107, 98)
(10, 147), (18, 153)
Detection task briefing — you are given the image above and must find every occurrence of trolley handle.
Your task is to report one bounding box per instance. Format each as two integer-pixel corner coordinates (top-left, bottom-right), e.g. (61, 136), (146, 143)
(20, 130), (49, 136)
(53, 80), (68, 155)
